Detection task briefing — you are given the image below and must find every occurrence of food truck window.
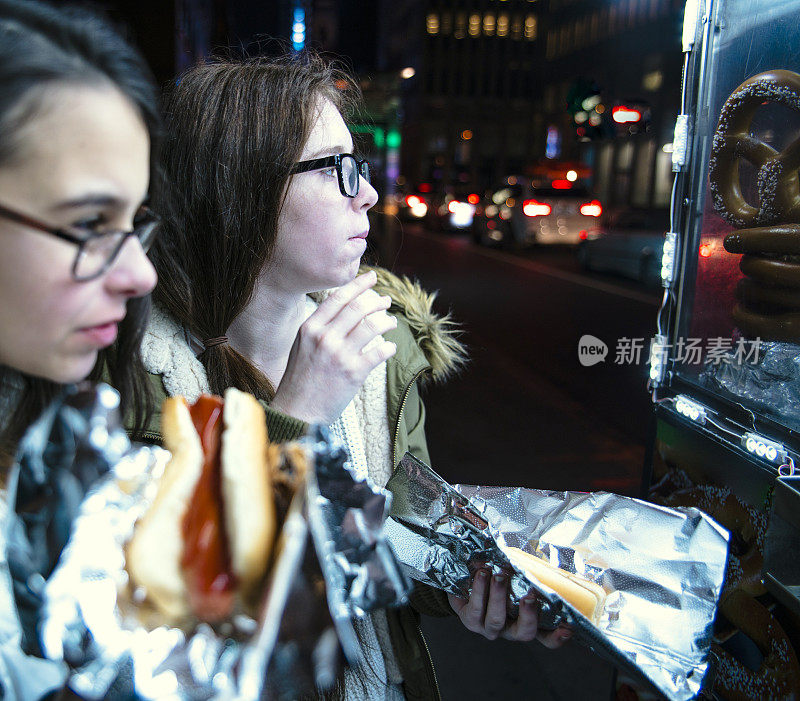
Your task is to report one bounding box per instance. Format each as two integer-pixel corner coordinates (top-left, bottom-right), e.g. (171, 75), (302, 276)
(670, 0), (800, 435)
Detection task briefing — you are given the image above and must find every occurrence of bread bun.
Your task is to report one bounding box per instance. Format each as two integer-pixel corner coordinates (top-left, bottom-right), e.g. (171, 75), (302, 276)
(126, 391), (276, 625)
(221, 387), (274, 600)
(504, 546), (606, 624)
(127, 397), (200, 622)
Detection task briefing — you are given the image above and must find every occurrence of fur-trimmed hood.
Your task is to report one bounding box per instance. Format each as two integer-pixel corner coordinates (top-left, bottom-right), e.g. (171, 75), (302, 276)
(369, 266), (467, 383)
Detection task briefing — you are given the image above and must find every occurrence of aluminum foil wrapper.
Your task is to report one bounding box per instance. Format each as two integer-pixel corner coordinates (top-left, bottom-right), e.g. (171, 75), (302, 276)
(700, 341), (800, 433)
(304, 425), (412, 617)
(1, 382), (129, 700)
(9, 384), (409, 699)
(385, 453), (730, 701)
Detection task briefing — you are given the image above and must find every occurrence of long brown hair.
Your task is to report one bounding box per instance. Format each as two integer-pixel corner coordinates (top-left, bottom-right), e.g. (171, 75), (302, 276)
(0, 0), (160, 461)
(150, 54), (357, 399)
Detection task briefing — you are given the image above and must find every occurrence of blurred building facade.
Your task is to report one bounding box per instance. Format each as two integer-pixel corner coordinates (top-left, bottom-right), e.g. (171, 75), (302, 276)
(391, 0), (684, 211)
(541, 0), (685, 210)
(389, 0), (544, 198)
(104, 0), (685, 212)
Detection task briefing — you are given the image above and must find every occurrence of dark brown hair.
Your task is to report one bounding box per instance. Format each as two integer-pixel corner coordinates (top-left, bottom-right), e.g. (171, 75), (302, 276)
(150, 54), (357, 399)
(0, 0), (160, 460)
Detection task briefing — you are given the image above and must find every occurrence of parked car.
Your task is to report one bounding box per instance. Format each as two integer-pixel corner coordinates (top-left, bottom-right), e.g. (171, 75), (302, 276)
(577, 208), (669, 287)
(472, 176), (603, 247)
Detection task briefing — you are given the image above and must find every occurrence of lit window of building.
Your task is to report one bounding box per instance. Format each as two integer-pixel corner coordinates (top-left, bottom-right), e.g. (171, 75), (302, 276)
(524, 14), (537, 40)
(455, 12), (466, 39)
(441, 12), (452, 35)
(426, 13), (439, 35)
(497, 13), (509, 37)
(511, 14), (522, 40)
(469, 12), (480, 37)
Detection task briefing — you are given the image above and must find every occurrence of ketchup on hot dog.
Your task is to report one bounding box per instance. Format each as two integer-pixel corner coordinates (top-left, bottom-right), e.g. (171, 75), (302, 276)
(181, 395), (237, 622)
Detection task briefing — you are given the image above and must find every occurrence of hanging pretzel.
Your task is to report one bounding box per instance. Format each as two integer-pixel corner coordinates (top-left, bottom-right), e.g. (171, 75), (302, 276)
(649, 470), (800, 698)
(710, 70), (800, 340)
(712, 590), (800, 701)
(710, 70), (800, 228)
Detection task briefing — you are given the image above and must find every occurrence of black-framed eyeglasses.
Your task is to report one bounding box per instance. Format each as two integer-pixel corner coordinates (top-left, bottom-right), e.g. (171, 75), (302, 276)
(0, 201), (160, 282)
(290, 153), (371, 198)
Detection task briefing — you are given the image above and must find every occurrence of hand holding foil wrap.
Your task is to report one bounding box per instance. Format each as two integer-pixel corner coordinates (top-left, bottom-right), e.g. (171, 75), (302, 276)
(4, 384), (410, 700)
(385, 452), (730, 701)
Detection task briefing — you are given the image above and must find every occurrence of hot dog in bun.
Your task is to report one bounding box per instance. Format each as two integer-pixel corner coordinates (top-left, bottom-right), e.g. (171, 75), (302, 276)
(127, 388), (275, 624)
(504, 546), (606, 624)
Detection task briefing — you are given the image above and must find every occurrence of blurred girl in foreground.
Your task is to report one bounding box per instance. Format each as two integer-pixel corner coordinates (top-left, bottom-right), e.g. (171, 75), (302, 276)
(140, 55), (569, 700)
(0, 0), (159, 463)
(0, 0), (158, 695)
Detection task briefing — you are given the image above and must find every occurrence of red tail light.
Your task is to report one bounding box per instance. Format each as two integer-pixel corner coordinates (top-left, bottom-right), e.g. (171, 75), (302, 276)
(447, 200), (460, 214)
(579, 230), (588, 240)
(522, 200), (552, 217)
(699, 243), (712, 258)
(580, 200), (602, 217)
(467, 193), (480, 205)
(551, 179), (572, 190)
(405, 195), (421, 207)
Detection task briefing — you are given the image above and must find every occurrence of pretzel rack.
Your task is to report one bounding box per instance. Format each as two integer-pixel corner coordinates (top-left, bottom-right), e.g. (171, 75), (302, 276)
(640, 1), (800, 699)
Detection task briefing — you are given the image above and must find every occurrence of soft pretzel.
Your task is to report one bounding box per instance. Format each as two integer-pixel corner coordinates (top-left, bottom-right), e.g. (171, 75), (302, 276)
(725, 225), (800, 255)
(712, 590), (800, 700)
(651, 479), (766, 598)
(732, 304), (800, 342)
(736, 278), (800, 309)
(721, 211), (800, 341)
(647, 471), (800, 698)
(709, 69), (800, 228)
(739, 255), (800, 287)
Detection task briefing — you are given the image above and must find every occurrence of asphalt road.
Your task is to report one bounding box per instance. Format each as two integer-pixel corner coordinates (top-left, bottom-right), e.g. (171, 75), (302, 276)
(372, 220), (663, 700)
(375, 222), (662, 493)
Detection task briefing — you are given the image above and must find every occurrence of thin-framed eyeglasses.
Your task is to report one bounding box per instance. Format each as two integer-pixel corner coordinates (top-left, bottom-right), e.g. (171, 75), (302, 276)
(0, 201), (160, 281)
(290, 153), (371, 198)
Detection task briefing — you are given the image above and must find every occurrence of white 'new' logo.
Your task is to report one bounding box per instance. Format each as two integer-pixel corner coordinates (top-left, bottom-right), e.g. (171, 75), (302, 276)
(578, 335), (608, 367)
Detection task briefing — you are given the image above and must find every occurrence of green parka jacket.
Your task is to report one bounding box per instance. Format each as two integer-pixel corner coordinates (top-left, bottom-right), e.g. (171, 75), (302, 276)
(130, 267), (466, 700)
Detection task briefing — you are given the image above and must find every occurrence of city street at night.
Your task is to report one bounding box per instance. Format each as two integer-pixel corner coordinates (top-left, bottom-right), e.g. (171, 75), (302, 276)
(374, 220), (662, 699)
(376, 220), (661, 490)
(9, 0), (793, 699)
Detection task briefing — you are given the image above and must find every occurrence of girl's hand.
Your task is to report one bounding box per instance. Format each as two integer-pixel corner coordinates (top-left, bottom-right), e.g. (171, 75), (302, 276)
(448, 569), (574, 647)
(271, 270), (398, 424)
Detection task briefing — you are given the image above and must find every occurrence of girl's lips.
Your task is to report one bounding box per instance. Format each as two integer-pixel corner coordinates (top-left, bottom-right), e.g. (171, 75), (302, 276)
(350, 231), (369, 239)
(79, 322), (119, 347)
